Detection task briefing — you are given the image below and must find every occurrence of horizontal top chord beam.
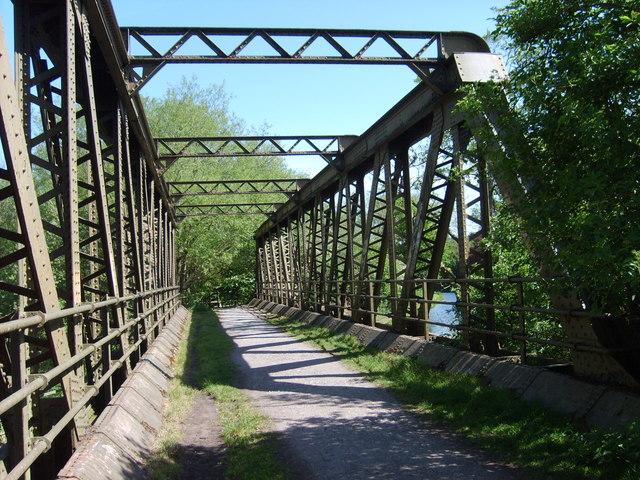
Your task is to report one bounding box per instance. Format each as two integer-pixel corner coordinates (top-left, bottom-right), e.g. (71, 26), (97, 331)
(156, 135), (356, 171)
(122, 28), (489, 91)
(175, 202), (282, 217)
(156, 135), (350, 156)
(167, 178), (310, 198)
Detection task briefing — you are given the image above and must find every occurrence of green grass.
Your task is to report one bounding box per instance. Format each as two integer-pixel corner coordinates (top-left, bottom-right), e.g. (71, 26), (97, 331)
(147, 313), (198, 480)
(148, 308), (292, 480)
(261, 312), (640, 480)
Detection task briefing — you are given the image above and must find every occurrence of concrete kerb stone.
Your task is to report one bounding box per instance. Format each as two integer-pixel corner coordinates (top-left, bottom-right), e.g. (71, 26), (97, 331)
(384, 334), (419, 356)
(416, 342), (459, 369)
(310, 315), (331, 328)
(326, 318), (350, 334)
(93, 405), (157, 462)
(133, 356), (172, 395)
(402, 338), (426, 358)
(56, 434), (147, 480)
(57, 306), (188, 480)
(445, 351), (497, 377)
(484, 360), (542, 396)
(153, 333), (179, 352)
(148, 337), (174, 355)
(263, 302), (277, 313)
(584, 389), (640, 429)
(249, 300), (640, 429)
(160, 326), (182, 342)
(108, 382), (163, 429)
(320, 316), (339, 329)
(141, 349), (172, 373)
(376, 331), (399, 351)
(301, 311), (317, 324)
(332, 319), (354, 334)
(119, 374), (166, 413)
(355, 325), (391, 349)
(346, 323), (365, 337)
(256, 302), (270, 312)
(521, 371), (607, 418)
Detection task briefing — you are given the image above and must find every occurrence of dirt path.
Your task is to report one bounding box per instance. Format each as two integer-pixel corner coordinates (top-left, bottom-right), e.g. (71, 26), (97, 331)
(217, 307), (530, 480)
(175, 323), (226, 480)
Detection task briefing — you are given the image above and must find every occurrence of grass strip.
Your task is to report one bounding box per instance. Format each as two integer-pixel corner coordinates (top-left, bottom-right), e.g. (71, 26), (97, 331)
(193, 306), (292, 480)
(147, 312), (198, 480)
(261, 312), (640, 480)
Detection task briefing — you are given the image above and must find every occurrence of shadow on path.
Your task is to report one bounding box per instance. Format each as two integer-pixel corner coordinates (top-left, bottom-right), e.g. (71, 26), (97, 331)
(217, 307), (531, 480)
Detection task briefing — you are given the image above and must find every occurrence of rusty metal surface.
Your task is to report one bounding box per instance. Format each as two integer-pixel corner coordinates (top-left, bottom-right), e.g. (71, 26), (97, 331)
(175, 203), (282, 217)
(122, 27), (489, 91)
(0, 1), (180, 478)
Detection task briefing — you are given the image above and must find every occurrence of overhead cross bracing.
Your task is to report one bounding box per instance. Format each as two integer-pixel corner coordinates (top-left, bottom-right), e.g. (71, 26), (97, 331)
(168, 179), (310, 197)
(156, 135), (354, 171)
(122, 27), (490, 92)
(175, 203), (284, 218)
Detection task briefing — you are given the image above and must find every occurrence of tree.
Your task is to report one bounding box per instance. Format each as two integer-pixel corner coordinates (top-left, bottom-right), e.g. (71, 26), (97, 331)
(459, 0), (640, 317)
(144, 77), (299, 305)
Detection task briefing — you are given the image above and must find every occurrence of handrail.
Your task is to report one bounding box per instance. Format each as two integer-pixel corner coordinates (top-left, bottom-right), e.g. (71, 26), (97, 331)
(0, 286), (178, 335)
(4, 293), (181, 480)
(255, 276), (622, 361)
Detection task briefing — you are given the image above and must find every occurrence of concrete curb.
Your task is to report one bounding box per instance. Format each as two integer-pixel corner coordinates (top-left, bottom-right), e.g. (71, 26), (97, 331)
(57, 306), (189, 480)
(250, 300), (640, 430)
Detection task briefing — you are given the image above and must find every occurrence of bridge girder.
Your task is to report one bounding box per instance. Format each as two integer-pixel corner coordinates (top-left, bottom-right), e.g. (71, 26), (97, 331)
(0, 1), (179, 477)
(253, 56), (640, 388)
(121, 27), (490, 93)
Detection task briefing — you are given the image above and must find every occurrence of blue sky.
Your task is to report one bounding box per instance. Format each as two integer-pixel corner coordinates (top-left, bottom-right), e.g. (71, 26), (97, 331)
(0, 0), (510, 175)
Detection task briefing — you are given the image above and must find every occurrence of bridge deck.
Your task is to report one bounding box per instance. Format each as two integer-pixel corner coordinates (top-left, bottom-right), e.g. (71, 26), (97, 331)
(216, 307), (527, 479)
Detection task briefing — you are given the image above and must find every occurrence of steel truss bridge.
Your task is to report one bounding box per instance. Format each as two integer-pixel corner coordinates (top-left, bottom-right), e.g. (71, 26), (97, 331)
(0, 1), (638, 479)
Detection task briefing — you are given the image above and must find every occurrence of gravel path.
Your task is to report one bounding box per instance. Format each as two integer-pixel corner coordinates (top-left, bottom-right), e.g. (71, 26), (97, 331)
(218, 307), (529, 480)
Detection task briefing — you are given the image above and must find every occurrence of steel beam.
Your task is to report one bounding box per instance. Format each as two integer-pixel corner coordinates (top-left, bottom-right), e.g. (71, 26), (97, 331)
(0, 2), (181, 477)
(122, 27), (490, 92)
(156, 135), (353, 170)
(83, 0), (177, 226)
(175, 203), (282, 217)
(167, 179), (309, 199)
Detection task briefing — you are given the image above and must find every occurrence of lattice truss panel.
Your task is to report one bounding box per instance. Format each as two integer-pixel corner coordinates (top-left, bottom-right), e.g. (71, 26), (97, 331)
(255, 58), (640, 386)
(122, 27), (457, 91)
(156, 136), (345, 171)
(256, 105), (507, 344)
(0, 1), (178, 475)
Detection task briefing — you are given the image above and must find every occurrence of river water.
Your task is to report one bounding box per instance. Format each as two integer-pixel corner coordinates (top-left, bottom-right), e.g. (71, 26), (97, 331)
(427, 292), (458, 337)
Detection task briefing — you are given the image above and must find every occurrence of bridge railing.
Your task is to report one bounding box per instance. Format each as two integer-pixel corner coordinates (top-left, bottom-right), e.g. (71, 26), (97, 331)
(0, 287), (180, 480)
(257, 278), (618, 365)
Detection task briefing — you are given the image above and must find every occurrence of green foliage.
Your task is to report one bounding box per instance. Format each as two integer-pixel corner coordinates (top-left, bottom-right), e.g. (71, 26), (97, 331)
(485, 202), (569, 360)
(583, 420), (640, 479)
(211, 273), (255, 306)
(144, 77), (299, 304)
(458, 0), (640, 316)
(266, 312), (640, 479)
(0, 188), (18, 317)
